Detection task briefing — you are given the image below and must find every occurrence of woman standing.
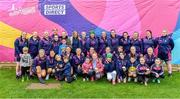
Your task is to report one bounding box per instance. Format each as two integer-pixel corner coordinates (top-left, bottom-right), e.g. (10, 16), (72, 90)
(80, 31), (87, 55)
(51, 28), (60, 39)
(156, 29), (174, 76)
(29, 31), (40, 59)
(120, 32), (131, 54)
(130, 32), (142, 54)
(14, 32), (28, 79)
(108, 29), (120, 53)
(52, 34), (61, 54)
(86, 30), (99, 52)
(141, 30), (157, 55)
(70, 31), (81, 54)
(39, 31), (52, 56)
(61, 31), (71, 45)
(98, 31), (108, 55)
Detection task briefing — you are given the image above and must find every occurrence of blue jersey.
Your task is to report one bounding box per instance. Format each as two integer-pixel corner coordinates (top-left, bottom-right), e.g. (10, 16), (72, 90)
(156, 35), (174, 54)
(108, 35), (120, 52)
(130, 38), (142, 54)
(14, 36), (28, 57)
(141, 37), (157, 54)
(28, 36), (40, 58)
(52, 40), (61, 54)
(32, 56), (47, 69)
(98, 37), (108, 55)
(71, 37), (81, 53)
(46, 56), (56, 68)
(104, 60), (116, 73)
(86, 37), (99, 51)
(120, 37), (131, 54)
(39, 37), (52, 56)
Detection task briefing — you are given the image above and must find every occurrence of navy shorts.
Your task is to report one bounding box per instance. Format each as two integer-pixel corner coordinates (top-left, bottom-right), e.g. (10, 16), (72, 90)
(15, 56), (20, 62)
(32, 66), (46, 74)
(158, 52), (170, 62)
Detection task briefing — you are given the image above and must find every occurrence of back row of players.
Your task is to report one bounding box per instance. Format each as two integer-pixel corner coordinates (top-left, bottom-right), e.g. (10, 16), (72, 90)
(14, 29), (174, 85)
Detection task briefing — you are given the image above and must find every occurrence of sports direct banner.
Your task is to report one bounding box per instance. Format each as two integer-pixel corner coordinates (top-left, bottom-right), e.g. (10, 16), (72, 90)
(0, 0), (180, 64)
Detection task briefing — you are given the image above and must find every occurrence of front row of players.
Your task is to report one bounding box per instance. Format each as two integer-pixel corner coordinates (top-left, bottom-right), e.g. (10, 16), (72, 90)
(20, 46), (164, 86)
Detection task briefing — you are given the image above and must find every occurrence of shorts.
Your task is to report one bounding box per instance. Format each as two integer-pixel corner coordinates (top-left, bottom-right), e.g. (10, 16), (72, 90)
(32, 66), (46, 74)
(15, 56), (20, 62)
(158, 52), (171, 62)
(107, 71), (117, 81)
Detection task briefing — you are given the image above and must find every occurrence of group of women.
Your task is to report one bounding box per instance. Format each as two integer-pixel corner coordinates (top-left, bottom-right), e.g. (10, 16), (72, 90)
(14, 28), (174, 85)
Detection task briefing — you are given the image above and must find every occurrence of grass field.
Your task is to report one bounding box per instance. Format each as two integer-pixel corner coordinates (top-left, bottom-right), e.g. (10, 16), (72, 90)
(0, 68), (180, 98)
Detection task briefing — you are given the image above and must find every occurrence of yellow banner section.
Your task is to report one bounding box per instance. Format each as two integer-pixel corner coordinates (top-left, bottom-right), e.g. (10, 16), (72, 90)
(0, 21), (31, 48)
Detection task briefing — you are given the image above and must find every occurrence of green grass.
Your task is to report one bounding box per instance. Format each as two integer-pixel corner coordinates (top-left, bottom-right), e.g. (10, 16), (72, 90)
(0, 68), (180, 98)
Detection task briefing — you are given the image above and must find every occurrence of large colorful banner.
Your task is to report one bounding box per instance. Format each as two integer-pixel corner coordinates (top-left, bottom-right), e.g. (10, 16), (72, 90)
(0, 0), (180, 64)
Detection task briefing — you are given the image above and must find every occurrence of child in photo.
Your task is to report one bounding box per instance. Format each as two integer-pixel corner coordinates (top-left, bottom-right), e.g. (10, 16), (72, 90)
(62, 46), (74, 65)
(57, 56), (74, 83)
(137, 57), (150, 86)
(55, 54), (63, 80)
(20, 47), (32, 82)
(114, 46), (124, 60)
(151, 58), (164, 83)
(82, 57), (94, 81)
(45, 50), (56, 80)
(116, 52), (128, 83)
(59, 39), (67, 56)
(104, 53), (117, 85)
(127, 57), (139, 82)
(91, 53), (104, 81)
(102, 47), (112, 64)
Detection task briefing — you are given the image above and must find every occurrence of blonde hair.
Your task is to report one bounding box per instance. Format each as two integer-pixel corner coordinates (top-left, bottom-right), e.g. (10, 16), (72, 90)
(23, 47), (28, 52)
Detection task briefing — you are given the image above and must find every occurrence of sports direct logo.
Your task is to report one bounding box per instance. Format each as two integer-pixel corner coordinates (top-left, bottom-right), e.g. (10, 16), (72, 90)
(44, 4), (66, 15)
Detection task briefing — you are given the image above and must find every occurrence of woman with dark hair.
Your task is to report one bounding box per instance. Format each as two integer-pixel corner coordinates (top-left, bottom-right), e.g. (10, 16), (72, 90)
(120, 32), (131, 54)
(28, 31), (40, 59)
(14, 32), (28, 79)
(141, 30), (157, 55)
(51, 28), (60, 39)
(86, 30), (99, 52)
(52, 34), (61, 54)
(130, 32), (142, 54)
(70, 31), (81, 54)
(39, 31), (52, 56)
(80, 31), (87, 56)
(108, 29), (120, 53)
(98, 31), (108, 55)
(72, 48), (85, 78)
